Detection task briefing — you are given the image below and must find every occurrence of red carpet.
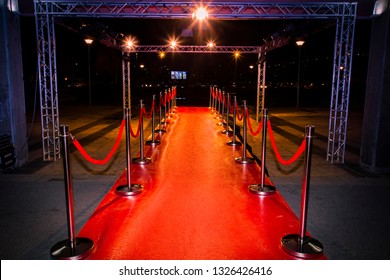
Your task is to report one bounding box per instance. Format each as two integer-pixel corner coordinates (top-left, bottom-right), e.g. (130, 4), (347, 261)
(79, 107), (325, 259)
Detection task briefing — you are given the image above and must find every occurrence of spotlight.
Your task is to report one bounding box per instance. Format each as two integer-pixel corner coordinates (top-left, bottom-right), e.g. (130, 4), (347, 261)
(193, 7), (208, 20)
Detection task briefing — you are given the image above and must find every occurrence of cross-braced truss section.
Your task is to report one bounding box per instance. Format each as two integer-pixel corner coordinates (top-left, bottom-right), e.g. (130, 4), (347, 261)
(122, 53), (131, 111)
(35, 1), (60, 161)
(34, 1), (357, 163)
(34, 1), (349, 19)
(256, 51), (267, 122)
(327, 4), (357, 163)
(125, 45), (260, 53)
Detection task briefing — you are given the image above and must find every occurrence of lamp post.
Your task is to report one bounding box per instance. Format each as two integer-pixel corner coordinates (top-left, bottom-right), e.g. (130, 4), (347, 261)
(234, 51), (240, 87)
(84, 38), (93, 105)
(296, 40), (305, 108)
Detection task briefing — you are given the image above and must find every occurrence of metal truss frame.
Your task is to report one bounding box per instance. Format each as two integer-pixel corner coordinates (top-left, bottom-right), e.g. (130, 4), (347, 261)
(34, 1), (357, 163)
(35, 1), (60, 161)
(125, 45), (260, 54)
(256, 51), (267, 122)
(122, 52), (131, 111)
(327, 4), (357, 163)
(34, 1), (350, 19)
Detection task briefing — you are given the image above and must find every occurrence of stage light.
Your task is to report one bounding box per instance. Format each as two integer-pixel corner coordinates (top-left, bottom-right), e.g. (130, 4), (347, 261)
(159, 52), (166, 59)
(234, 51), (240, 59)
(207, 41), (215, 48)
(124, 36), (137, 49)
(170, 40), (177, 49)
(84, 38), (93, 45)
(193, 7), (208, 20)
(296, 40), (305, 46)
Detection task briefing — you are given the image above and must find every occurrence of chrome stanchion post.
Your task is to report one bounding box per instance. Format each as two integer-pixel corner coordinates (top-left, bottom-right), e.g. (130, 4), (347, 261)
(209, 86), (212, 109)
(227, 96), (242, 146)
(167, 88), (171, 119)
(146, 95), (161, 146)
(215, 89), (221, 119)
(163, 90), (168, 124)
(155, 92), (166, 134)
(50, 125), (94, 259)
(133, 100), (152, 164)
(221, 92), (233, 135)
(218, 91), (225, 126)
(281, 125), (323, 258)
(116, 108), (144, 196)
(170, 87), (175, 115)
(249, 108), (276, 195)
(173, 86), (177, 109)
(211, 87), (216, 113)
(235, 100), (254, 164)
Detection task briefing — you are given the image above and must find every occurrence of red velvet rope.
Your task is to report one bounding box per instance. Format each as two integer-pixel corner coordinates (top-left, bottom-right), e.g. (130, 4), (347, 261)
(130, 112), (142, 138)
(267, 119), (306, 165)
(212, 88), (217, 99)
(246, 109), (263, 136)
(236, 105), (244, 121)
(161, 94), (167, 107)
(143, 99), (155, 119)
(72, 119), (125, 165)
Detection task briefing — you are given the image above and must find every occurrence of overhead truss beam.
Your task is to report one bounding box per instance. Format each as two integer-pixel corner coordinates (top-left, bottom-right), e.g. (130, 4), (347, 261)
(127, 45), (260, 53)
(35, 1), (351, 19)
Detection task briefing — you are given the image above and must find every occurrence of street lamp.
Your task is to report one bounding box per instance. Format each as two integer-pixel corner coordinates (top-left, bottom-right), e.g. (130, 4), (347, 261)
(84, 38), (93, 105)
(233, 51), (240, 86)
(296, 40), (305, 108)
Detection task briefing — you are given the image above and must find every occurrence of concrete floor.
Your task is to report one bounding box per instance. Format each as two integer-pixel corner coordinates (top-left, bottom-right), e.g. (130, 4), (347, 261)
(1, 102), (389, 260)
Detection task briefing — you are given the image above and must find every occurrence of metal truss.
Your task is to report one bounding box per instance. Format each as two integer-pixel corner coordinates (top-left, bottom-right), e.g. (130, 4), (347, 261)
(256, 51), (267, 122)
(34, 1), (350, 19)
(35, 1), (60, 161)
(327, 4), (357, 163)
(124, 45), (260, 54)
(122, 52), (131, 111)
(34, 1), (357, 163)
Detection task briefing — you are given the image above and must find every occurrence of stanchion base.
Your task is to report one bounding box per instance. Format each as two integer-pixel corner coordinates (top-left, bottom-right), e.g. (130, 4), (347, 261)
(235, 157), (255, 164)
(50, 237), (94, 260)
(146, 140), (161, 146)
(132, 157), (152, 164)
(116, 184), (144, 196)
(227, 140), (242, 146)
(281, 234), (324, 259)
(248, 184), (276, 195)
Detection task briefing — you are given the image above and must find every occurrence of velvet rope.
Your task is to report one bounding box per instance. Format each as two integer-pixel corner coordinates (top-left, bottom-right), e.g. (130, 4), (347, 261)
(236, 105), (244, 121)
(267, 119), (306, 165)
(143, 99), (155, 119)
(130, 111), (142, 138)
(161, 94), (167, 107)
(72, 119), (125, 165)
(246, 109), (263, 136)
(212, 88), (217, 99)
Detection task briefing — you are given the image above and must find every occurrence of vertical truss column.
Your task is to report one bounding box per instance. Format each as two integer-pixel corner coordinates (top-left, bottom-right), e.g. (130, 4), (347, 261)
(256, 50), (266, 122)
(122, 52), (131, 112)
(327, 4), (357, 163)
(35, 1), (60, 161)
